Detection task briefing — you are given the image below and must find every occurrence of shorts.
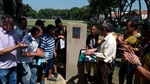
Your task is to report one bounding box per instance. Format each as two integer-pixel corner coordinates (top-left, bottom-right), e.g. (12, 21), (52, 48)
(42, 58), (54, 74)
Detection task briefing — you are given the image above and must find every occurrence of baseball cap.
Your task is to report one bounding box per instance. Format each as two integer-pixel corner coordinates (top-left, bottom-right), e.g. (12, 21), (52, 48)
(35, 19), (45, 25)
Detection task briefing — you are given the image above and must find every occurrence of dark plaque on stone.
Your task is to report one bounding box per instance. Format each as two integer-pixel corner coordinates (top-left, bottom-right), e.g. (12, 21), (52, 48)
(72, 27), (80, 38)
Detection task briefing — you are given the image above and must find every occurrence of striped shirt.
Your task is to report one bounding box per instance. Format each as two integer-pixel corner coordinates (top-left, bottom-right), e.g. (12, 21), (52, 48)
(39, 33), (55, 60)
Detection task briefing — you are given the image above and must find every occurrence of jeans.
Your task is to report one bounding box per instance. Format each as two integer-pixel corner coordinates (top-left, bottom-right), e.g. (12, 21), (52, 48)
(20, 60), (37, 84)
(119, 63), (134, 84)
(0, 67), (17, 84)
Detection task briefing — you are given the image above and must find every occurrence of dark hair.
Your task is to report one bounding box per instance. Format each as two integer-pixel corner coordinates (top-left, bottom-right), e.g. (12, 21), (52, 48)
(55, 18), (62, 24)
(91, 25), (98, 29)
(18, 17), (27, 23)
(46, 24), (55, 32)
(31, 25), (41, 35)
(128, 20), (138, 30)
(102, 22), (113, 32)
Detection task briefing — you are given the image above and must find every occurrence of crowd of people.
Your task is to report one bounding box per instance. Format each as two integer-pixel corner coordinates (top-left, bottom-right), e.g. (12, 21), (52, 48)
(0, 14), (66, 84)
(84, 21), (150, 84)
(0, 14), (150, 84)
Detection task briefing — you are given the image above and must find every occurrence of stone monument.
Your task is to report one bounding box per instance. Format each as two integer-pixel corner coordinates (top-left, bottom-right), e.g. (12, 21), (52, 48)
(66, 22), (87, 83)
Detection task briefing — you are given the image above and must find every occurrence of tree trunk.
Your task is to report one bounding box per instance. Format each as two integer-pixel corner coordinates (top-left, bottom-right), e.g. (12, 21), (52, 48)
(3, 0), (14, 17)
(109, 7), (112, 21)
(15, 0), (22, 19)
(103, 9), (107, 20)
(129, 2), (133, 20)
(144, 0), (150, 22)
(139, 0), (143, 24)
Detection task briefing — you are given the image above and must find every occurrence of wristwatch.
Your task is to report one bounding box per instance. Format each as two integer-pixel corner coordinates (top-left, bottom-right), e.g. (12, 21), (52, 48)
(133, 63), (141, 68)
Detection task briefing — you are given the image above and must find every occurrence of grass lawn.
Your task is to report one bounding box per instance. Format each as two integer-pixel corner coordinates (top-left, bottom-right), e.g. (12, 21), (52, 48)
(27, 19), (102, 36)
(27, 19), (121, 84)
(27, 19), (87, 29)
(113, 58), (121, 84)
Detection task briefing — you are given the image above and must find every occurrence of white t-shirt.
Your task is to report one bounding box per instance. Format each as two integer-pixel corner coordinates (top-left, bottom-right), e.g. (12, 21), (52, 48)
(19, 33), (39, 63)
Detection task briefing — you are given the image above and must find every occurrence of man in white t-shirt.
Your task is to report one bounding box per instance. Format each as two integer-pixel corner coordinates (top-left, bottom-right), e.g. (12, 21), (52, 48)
(20, 25), (45, 84)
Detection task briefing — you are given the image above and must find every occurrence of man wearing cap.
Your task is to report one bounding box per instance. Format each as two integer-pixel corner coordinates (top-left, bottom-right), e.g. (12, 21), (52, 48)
(39, 24), (57, 83)
(85, 22), (116, 84)
(35, 19), (45, 32)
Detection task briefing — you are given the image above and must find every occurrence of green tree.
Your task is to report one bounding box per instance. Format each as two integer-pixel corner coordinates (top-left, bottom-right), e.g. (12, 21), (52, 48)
(87, 0), (137, 21)
(70, 7), (80, 19)
(88, 0), (114, 20)
(22, 4), (37, 18)
(2, 0), (14, 16)
(60, 9), (69, 19)
(0, 0), (3, 14)
(79, 6), (91, 20)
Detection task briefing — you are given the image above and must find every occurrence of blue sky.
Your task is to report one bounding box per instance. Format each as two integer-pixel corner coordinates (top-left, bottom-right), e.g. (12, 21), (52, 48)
(23, 0), (147, 12)
(23, 0), (89, 11)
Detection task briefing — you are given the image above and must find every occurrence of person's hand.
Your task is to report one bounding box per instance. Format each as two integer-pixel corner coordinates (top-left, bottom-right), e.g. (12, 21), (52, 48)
(36, 48), (45, 57)
(84, 49), (93, 55)
(58, 35), (64, 39)
(36, 48), (43, 52)
(123, 51), (141, 65)
(84, 51), (90, 55)
(17, 42), (28, 48)
(117, 34), (124, 43)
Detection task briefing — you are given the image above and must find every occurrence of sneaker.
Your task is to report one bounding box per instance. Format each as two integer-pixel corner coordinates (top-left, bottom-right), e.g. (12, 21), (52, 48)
(40, 81), (45, 84)
(54, 72), (58, 78)
(47, 77), (56, 81)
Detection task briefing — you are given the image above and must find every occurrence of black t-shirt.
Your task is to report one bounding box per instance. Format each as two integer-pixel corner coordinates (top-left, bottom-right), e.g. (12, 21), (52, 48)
(55, 26), (67, 50)
(55, 26), (66, 36)
(86, 34), (99, 49)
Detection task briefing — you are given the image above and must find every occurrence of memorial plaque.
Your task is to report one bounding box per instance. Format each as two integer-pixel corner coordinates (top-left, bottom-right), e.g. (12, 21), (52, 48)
(72, 27), (80, 38)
